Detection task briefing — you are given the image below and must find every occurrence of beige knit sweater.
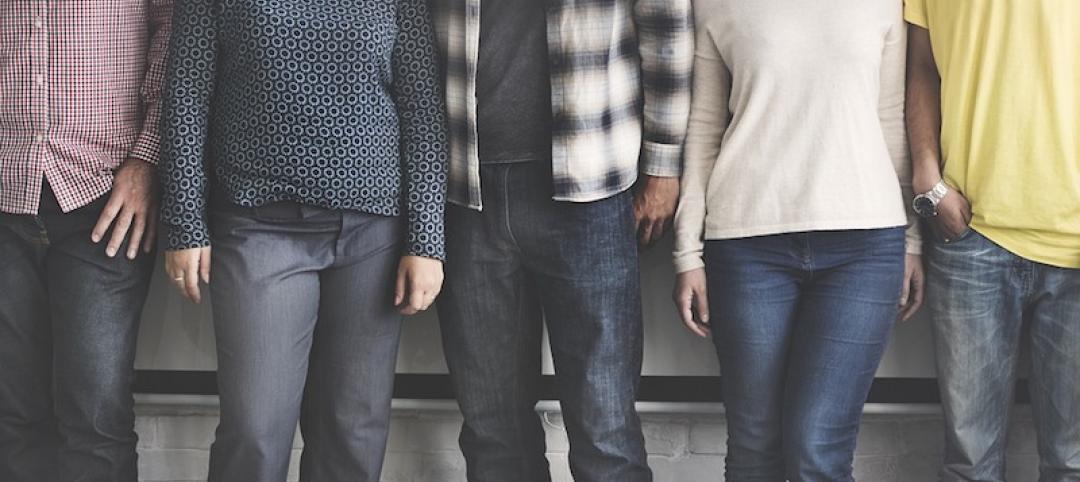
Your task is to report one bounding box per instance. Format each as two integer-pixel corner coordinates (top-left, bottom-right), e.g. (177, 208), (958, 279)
(673, 0), (921, 273)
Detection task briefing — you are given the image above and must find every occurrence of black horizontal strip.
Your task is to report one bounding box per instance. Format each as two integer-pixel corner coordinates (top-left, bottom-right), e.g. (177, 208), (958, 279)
(133, 371), (1031, 404)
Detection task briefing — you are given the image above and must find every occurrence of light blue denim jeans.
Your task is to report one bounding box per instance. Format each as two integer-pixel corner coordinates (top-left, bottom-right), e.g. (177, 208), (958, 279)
(929, 229), (1080, 482)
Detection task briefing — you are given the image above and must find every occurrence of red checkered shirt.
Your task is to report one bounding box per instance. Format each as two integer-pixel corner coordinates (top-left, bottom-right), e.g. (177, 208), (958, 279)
(0, 1), (172, 215)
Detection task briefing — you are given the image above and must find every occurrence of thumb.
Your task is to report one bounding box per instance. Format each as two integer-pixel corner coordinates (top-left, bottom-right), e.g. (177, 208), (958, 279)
(394, 265), (408, 306)
(694, 285), (710, 324)
(200, 247), (212, 284)
(900, 271), (911, 306)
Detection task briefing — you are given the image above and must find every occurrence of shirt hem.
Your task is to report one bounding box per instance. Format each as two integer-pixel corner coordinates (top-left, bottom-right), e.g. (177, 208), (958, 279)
(703, 217), (909, 241)
(973, 224), (1080, 270)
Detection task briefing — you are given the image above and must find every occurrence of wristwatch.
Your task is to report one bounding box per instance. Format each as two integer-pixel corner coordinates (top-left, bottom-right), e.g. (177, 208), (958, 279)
(912, 180), (950, 218)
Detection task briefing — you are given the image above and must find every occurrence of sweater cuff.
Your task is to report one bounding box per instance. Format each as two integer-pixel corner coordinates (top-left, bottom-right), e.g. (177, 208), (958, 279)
(406, 238), (446, 262)
(165, 218), (211, 251)
(405, 206), (446, 262)
(673, 252), (705, 274)
(905, 222), (924, 256)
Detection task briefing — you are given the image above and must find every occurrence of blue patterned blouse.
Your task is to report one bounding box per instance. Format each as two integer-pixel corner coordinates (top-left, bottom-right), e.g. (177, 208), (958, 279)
(160, 0), (449, 260)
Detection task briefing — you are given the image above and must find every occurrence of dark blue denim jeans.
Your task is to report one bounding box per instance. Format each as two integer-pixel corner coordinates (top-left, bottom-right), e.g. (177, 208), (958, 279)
(0, 186), (153, 482)
(437, 162), (650, 482)
(928, 229), (1080, 482)
(705, 228), (905, 482)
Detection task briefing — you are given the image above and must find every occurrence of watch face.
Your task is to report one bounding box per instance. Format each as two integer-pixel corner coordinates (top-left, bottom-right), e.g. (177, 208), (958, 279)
(913, 196), (936, 217)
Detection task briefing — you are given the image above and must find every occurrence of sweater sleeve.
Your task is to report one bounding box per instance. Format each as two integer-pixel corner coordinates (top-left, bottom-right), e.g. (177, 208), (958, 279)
(633, 0), (694, 178)
(159, 0), (218, 250)
(672, 11), (731, 274)
(393, 0), (450, 260)
(879, 13), (923, 255)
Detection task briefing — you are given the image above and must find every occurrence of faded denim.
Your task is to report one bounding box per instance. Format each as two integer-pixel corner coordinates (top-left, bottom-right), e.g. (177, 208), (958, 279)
(929, 229), (1080, 482)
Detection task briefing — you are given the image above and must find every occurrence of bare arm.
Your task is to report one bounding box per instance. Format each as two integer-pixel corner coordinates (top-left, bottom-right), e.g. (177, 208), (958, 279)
(905, 24), (972, 242)
(905, 25), (944, 193)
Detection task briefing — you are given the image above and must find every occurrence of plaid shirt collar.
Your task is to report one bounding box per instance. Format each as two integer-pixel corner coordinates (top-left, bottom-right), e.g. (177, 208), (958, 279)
(430, 0), (693, 210)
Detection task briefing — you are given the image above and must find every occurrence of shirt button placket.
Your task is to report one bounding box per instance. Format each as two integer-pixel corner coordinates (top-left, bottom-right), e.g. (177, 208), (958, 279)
(30, 1), (52, 208)
(32, 3), (50, 146)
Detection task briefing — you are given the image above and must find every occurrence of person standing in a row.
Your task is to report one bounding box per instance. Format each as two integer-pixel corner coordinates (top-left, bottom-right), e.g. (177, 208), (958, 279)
(906, 1), (1080, 480)
(673, 0), (923, 480)
(160, 1), (449, 481)
(428, 0), (693, 480)
(0, 2), (171, 480)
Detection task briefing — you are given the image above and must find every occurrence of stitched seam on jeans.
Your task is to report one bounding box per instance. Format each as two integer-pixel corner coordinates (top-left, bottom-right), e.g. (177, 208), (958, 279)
(502, 166), (521, 249)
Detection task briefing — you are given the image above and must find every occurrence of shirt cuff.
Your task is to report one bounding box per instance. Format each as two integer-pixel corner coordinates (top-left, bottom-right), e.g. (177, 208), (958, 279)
(406, 239), (446, 262)
(405, 209), (446, 261)
(165, 218), (211, 251)
(905, 223), (924, 256)
(639, 141), (683, 178)
(128, 129), (162, 165)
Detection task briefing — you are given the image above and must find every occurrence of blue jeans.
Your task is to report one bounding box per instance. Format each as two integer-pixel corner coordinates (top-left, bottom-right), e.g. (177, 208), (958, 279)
(705, 228), (905, 482)
(0, 186), (153, 482)
(437, 162), (650, 482)
(929, 229), (1080, 482)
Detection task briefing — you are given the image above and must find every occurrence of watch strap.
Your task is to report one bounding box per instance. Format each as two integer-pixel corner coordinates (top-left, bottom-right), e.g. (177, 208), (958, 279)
(925, 179), (950, 203)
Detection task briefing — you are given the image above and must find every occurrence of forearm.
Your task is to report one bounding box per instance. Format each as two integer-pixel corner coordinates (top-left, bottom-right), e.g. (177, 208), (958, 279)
(905, 25), (944, 192)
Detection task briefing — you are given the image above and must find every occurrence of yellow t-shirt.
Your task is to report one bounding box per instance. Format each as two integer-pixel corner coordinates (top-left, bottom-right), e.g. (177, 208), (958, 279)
(905, 0), (1080, 268)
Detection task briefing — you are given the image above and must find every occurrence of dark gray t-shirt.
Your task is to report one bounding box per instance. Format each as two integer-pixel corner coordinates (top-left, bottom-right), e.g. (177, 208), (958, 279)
(476, 0), (552, 164)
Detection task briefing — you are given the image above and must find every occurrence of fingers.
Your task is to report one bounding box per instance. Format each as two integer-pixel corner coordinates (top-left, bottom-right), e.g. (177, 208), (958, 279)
(406, 280), (427, 315)
(105, 209), (135, 258)
(165, 254), (189, 301)
(692, 285), (710, 326)
(395, 264), (421, 315)
(638, 219), (655, 247)
(91, 195), (123, 244)
(675, 290), (697, 333)
(674, 275), (711, 338)
(900, 256), (925, 321)
(402, 277), (439, 316)
(899, 270), (912, 307)
(184, 254), (202, 304)
(650, 218), (670, 245)
(638, 216), (672, 248)
(395, 257), (443, 316)
(901, 270), (925, 321)
(632, 193), (646, 226)
(143, 210), (158, 254)
(908, 274), (926, 319)
(933, 211), (967, 241)
(126, 215), (146, 260)
(200, 246), (212, 284)
(394, 267), (408, 307)
(165, 249), (208, 304)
